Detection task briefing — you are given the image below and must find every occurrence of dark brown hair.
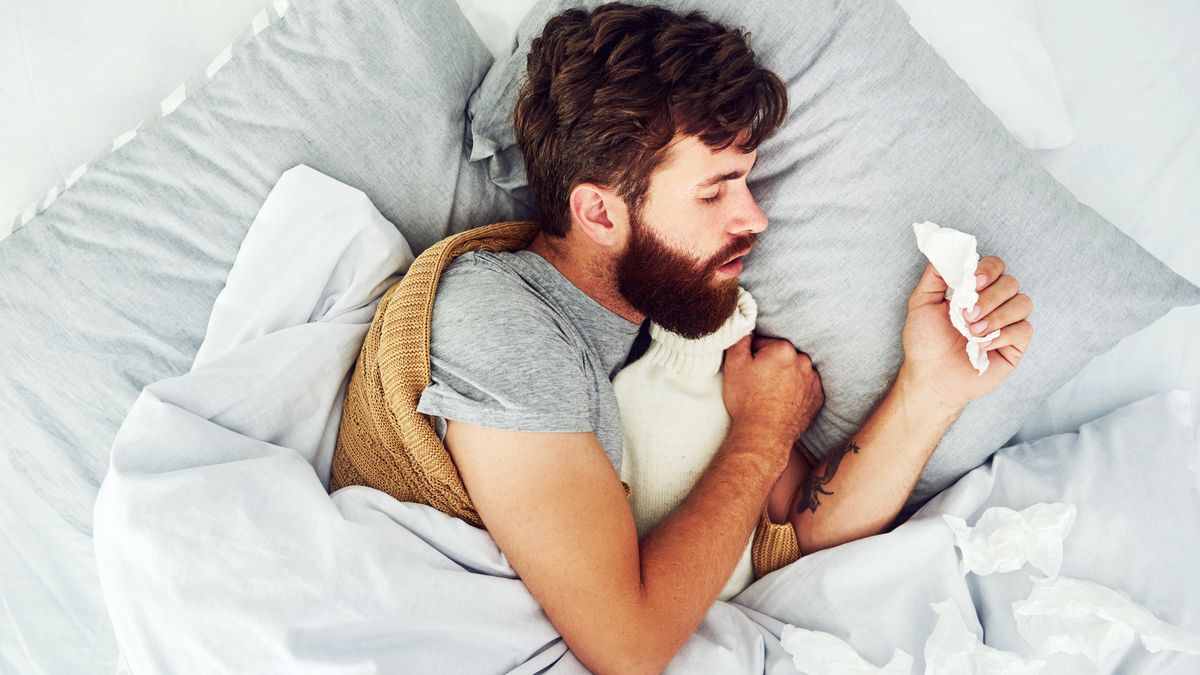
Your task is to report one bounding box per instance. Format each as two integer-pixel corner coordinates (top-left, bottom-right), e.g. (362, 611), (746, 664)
(513, 2), (788, 236)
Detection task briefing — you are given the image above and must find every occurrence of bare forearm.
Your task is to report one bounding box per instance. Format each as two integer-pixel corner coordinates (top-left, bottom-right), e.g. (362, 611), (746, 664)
(790, 371), (962, 554)
(633, 423), (783, 669)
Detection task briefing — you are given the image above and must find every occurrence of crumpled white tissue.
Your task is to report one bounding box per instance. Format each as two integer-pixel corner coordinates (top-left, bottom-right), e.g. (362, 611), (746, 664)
(913, 221), (1002, 375)
(780, 625), (913, 674)
(925, 601), (1045, 674)
(943, 503), (1076, 578)
(1012, 576), (1200, 665)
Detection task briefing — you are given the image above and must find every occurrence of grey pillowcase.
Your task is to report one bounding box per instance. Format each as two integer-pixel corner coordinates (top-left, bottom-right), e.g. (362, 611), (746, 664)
(0, 0), (530, 532)
(467, 0), (1200, 504)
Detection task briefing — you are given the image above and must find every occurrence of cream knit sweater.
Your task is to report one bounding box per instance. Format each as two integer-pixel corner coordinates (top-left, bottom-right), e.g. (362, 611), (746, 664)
(613, 287), (758, 601)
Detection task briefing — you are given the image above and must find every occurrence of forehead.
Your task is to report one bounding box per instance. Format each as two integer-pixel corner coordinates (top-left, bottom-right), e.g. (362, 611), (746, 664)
(652, 133), (756, 184)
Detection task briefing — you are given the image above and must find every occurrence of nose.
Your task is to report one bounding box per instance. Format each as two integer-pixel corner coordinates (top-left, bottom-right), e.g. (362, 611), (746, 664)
(730, 186), (768, 236)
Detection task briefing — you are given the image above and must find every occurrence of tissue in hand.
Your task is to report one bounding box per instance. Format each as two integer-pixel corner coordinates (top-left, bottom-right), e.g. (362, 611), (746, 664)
(780, 625), (913, 675)
(1013, 576), (1200, 665)
(925, 600), (1046, 675)
(913, 221), (1002, 375)
(943, 503), (1076, 578)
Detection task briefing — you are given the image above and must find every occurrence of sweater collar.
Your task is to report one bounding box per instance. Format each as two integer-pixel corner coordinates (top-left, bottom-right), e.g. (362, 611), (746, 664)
(643, 287), (757, 376)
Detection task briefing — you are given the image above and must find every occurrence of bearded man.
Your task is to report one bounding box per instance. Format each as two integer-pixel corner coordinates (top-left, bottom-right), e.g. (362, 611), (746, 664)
(414, 4), (1033, 673)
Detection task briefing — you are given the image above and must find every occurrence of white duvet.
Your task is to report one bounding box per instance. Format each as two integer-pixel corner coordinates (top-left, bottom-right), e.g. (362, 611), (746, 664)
(92, 165), (1200, 673)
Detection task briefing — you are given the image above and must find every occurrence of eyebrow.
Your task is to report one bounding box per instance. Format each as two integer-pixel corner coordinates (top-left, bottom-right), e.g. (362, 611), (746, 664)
(696, 155), (760, 189)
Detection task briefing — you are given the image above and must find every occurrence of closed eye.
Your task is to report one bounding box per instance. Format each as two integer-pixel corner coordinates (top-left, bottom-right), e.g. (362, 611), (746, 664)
(700, 191), (721, 204)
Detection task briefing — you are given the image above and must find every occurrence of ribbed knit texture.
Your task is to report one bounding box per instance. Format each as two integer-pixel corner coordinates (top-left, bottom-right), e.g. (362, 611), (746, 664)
(641, 288), (757, 377)
(331, 221), (798, 584)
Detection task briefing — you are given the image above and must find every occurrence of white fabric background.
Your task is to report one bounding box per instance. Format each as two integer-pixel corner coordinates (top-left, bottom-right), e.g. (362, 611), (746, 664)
(0, 0), (273, 230)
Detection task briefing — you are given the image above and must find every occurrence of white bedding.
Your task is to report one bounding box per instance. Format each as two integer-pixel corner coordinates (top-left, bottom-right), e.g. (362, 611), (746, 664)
(93, 165), (1200, 673)
(2, 1), (1198, 673)
(1012, 0), (1200, 445)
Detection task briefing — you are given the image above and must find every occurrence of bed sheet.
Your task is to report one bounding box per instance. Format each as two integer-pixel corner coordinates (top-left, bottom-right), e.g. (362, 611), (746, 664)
(456, 0), (542, 60)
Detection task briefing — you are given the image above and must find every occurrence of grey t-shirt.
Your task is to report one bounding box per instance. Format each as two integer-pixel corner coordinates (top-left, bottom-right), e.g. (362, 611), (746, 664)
(415, 249), (644, 474)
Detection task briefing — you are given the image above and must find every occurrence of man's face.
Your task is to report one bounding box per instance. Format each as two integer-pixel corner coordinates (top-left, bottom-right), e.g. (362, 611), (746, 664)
(614, 134), (768, 339)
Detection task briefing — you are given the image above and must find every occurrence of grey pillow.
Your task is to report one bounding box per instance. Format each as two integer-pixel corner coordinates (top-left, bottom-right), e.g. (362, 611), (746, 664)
(0, 0), (529, 532)
(467, 0), (1200, 504)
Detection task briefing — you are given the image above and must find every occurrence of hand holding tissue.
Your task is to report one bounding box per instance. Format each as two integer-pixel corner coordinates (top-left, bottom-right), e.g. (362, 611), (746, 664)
(913, 221), (1002, 375)
(897, 221), (1033, 410)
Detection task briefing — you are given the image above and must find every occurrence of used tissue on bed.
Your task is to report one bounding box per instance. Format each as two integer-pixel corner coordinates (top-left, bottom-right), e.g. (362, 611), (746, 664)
(913, 221), (1002, 375)
(925, 600), (1046, 675)
(780, 625), (913, 674)
(946, 502), (1200, 665)
(1013, 576), (1200, 665)
(943, 503), (1076, 577)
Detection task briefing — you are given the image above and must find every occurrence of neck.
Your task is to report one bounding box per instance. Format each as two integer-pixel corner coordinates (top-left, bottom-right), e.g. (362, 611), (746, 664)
(525, 231), (645, 325)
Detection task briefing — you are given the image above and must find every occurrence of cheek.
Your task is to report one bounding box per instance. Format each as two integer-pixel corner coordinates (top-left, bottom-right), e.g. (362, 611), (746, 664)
(694, 209), (735, 257)
(675, 223), (723, 262)
(644, 204), (725, 261)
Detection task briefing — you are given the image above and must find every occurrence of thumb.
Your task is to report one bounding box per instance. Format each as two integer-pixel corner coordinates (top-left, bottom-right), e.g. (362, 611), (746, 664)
(909, 261), (948, 308)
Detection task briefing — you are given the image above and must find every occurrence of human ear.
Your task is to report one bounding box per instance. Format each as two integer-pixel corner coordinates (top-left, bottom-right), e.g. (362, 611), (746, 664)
(568, 183), (624, 247)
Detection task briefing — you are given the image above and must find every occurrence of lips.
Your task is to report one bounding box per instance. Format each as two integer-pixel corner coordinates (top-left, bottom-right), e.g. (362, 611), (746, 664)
(721, 248), (751, 267)
(718, 256), (745, 276)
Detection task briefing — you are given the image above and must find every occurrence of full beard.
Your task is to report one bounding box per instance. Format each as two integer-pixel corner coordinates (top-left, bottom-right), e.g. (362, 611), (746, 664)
(615, 209), (755, 340)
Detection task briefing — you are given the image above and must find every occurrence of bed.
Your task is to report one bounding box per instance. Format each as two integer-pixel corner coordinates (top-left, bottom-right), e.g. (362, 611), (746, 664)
(1, 0), (1197, 672)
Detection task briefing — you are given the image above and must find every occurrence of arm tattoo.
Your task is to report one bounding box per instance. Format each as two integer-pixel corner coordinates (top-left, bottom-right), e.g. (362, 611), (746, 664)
(797, 440), (861, 514)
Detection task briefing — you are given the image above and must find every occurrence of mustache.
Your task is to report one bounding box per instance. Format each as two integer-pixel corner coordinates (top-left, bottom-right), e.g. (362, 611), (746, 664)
(709, 232), (759, 269)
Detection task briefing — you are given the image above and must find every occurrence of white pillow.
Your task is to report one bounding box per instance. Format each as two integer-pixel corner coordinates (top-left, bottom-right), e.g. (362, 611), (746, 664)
(896, 0), (1074, 149)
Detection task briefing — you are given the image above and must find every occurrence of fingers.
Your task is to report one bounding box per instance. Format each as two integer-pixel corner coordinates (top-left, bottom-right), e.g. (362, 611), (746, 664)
(808, 366), (824, 403)
(751, 334), (773, 354)
(995, 343), (1028, 369)
(975, 256), (1006, 291)
(965, 279), (1032, 335)
(966, 273), (1019, 324)
(750, 333), (805, 357)
(982, 319), (1033, 353)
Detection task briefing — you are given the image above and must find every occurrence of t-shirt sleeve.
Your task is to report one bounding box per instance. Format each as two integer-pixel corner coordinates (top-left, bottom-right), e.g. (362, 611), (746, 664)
(415, 262), (593, 436)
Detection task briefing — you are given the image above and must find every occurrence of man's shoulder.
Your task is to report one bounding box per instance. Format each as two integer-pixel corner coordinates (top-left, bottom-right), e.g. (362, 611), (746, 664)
(438, 250), (526, 290)
(418, 249), (590, 426)
(434, 250), (551, 316)
(429, 250), (576, 351)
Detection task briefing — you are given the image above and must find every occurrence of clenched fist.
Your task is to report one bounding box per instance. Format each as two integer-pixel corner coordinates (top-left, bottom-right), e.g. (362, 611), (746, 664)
(722, 333), (824, 474)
